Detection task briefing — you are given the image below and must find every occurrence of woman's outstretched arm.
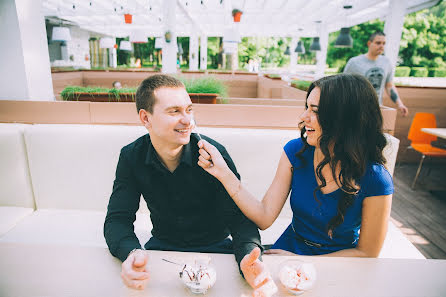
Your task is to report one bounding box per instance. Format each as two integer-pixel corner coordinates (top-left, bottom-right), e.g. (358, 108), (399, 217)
(198, 139), (293, 230)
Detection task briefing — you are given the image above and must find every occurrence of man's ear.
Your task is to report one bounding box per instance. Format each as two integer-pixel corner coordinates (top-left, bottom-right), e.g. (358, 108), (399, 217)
(139, 109), (151, 128)
(367, 40), (371, 47)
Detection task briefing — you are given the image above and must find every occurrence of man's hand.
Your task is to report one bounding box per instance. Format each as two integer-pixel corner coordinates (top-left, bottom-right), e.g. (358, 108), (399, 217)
(121, 249), (150, 290)
(397, 102), (409, 117)
(241, 247), (278, 297)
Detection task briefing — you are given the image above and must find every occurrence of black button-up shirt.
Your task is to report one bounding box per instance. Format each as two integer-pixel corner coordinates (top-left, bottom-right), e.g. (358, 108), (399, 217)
(104, 133), (262, 267)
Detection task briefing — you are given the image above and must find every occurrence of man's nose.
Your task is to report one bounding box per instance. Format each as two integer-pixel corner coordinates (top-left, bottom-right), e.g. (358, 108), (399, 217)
(181, 113), (192, 124)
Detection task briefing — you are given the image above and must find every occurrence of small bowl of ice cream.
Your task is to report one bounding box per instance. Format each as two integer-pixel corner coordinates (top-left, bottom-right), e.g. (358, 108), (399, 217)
(179, 262), (217, 294)
(278, 260), (316, 295)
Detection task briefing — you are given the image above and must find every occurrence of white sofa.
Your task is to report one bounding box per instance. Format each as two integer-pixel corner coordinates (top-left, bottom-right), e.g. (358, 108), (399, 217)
(0, 123), (424, 259)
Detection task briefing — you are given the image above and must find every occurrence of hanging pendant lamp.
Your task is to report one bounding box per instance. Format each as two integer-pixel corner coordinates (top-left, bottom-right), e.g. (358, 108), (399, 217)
(284, 46), (290, 55)
(294, 40), (305, 54)
(334, 27), (353, 48)
(310, 37), (321, 51)
(52, 27), (71, 41)
(119, 40), (132, 51)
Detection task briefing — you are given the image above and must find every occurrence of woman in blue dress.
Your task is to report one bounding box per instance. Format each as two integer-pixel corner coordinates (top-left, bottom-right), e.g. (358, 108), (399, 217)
(197, 74), (393, 291)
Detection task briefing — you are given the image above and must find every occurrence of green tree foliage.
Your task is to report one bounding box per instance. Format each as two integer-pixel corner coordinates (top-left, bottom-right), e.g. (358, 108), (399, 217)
(399, 1), (446, 68)
(326, 1), (445, 71)
(237, 37), (290, 69)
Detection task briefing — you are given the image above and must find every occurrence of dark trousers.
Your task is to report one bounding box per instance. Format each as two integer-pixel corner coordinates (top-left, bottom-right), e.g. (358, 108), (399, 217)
(144, 237), (234, 254)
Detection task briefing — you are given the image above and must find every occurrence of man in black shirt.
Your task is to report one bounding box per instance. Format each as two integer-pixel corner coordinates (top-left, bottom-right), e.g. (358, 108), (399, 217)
(104, 74), (262, 290)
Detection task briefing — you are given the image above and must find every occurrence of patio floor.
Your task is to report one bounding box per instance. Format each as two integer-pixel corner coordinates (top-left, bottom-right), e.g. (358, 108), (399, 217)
(391, 162), (446, 259)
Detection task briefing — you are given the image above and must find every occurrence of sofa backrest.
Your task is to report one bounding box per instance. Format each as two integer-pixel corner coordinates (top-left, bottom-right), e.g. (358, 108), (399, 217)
(24, 124), (147, 210)
(21, 124), (399, 213)
(0, 124), (35, 208)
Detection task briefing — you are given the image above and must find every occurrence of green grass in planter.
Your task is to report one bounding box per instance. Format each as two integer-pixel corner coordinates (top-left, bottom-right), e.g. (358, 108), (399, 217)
(291, 80), (311, 92)
(61, 86), (137, 101)
(265, 74), (281, 79)
(179, 76), (228, 98)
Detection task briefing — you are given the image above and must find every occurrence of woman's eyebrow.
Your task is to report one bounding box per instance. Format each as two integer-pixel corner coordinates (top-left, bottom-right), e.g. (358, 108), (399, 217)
(309, 104), (319, 108)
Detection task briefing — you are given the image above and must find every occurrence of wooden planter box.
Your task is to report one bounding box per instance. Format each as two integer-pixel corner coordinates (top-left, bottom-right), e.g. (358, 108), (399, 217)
(65, 92), (135, 102)
(64, 92), (218, 104)
(188, 93), (218, 104)
(264, 74), (282, 80)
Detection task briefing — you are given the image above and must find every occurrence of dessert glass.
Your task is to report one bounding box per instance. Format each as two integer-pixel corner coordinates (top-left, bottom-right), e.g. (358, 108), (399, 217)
(179, 260), (217, 294)
(278, 259), (316, 295)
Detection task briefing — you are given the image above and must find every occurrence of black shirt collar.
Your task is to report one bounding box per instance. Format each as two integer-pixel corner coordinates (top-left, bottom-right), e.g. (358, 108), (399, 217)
(145, 134), (197, 169)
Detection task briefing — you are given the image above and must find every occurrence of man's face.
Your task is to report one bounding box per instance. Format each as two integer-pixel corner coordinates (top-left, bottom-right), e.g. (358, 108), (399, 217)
(146, 87), (193, 147)
(367, 35), (386, 56)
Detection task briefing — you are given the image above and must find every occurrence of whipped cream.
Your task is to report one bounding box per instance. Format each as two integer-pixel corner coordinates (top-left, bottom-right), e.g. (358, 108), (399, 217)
(279, 262), (316, 293)
(180, 263), (217, 293)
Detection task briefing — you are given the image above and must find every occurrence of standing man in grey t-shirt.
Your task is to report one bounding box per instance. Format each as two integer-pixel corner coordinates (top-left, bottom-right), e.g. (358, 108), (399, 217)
(344, 32), (409, 116)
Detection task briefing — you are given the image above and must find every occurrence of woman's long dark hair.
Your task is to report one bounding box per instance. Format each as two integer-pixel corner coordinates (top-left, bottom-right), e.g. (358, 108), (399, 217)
(296, 74), (387, 237)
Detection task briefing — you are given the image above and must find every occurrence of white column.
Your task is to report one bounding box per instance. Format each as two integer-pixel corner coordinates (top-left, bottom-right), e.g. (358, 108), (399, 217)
(161, 0), (177, 74)
(109, 39), (117, 68)
(200, 36), (208, 70)
(189, 35), (199, 71)
(0, 0), (54, 101)
(315, 23), (328, 79)
(384, 0), (407, 71)
(289, 37), (298, 74)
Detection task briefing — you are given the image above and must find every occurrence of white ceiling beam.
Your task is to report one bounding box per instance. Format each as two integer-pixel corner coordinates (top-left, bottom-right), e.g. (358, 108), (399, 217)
(406, 0), (440, 14)
(176, 0), (205, 35)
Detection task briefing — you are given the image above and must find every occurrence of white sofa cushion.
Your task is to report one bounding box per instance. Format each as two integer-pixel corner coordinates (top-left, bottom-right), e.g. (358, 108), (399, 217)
(379, 221), (425, 259)
(24, 124), (147, 211)
(384, 133), (400, 176)
(0, 209), (152, 248)
(0, 124), (35, 208)
(0, 207), (34, 237)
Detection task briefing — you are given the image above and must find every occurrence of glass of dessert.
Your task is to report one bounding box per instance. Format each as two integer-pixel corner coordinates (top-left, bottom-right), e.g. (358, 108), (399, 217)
(278, 259), (316, 295)
(179, 260), (217, 294)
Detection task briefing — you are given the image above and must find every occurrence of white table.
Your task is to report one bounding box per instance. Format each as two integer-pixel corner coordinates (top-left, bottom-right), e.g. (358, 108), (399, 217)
(422, 128), (446, 139)
(1, 242), (446, 297)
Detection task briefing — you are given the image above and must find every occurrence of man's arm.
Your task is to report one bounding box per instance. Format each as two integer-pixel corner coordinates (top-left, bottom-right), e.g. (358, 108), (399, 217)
(104, 148), (142, 262)
(385, 81), (408, 116)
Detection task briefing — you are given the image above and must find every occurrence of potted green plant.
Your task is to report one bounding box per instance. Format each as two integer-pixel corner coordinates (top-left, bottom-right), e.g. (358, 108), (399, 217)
(232, 9), (243, 22)
(290, 80), (311, 92)
(60, 86), (136, 102)
(265, 74), (282, 80)
(164, 31), (172, 43)
(179, 76), (227, 104)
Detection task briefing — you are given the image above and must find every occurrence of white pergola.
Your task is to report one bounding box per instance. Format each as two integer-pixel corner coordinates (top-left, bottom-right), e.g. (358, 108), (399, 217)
(0, 0), (440, 101)
(41, 0), (437, 38)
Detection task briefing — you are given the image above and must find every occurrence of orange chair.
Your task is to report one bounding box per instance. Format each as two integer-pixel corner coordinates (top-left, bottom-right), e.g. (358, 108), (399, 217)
(407, 113), (446, 189)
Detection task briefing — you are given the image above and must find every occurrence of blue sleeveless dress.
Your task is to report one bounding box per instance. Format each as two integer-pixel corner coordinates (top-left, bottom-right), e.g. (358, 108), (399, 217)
(271, 138), (394, 255)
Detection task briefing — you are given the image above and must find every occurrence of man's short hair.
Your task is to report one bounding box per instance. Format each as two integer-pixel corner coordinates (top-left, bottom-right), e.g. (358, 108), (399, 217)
(135, 74), (185, 113)
(369, 31), (385, 42)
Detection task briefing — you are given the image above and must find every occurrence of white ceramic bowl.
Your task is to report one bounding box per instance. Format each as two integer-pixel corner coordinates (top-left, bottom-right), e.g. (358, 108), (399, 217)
(278, 260), (316, 295)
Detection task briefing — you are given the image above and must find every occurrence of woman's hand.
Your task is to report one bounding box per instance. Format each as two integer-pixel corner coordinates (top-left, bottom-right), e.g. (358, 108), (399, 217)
(264, 249), (296, 256)
(197, 139), (231, 180)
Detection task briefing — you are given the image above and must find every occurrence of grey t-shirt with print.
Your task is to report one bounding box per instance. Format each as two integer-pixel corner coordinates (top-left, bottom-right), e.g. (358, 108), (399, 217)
(343, 54), (393, 104)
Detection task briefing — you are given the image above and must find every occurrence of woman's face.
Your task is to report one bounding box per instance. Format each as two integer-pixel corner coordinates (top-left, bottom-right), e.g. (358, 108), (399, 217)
(301, 87), (321, 147)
